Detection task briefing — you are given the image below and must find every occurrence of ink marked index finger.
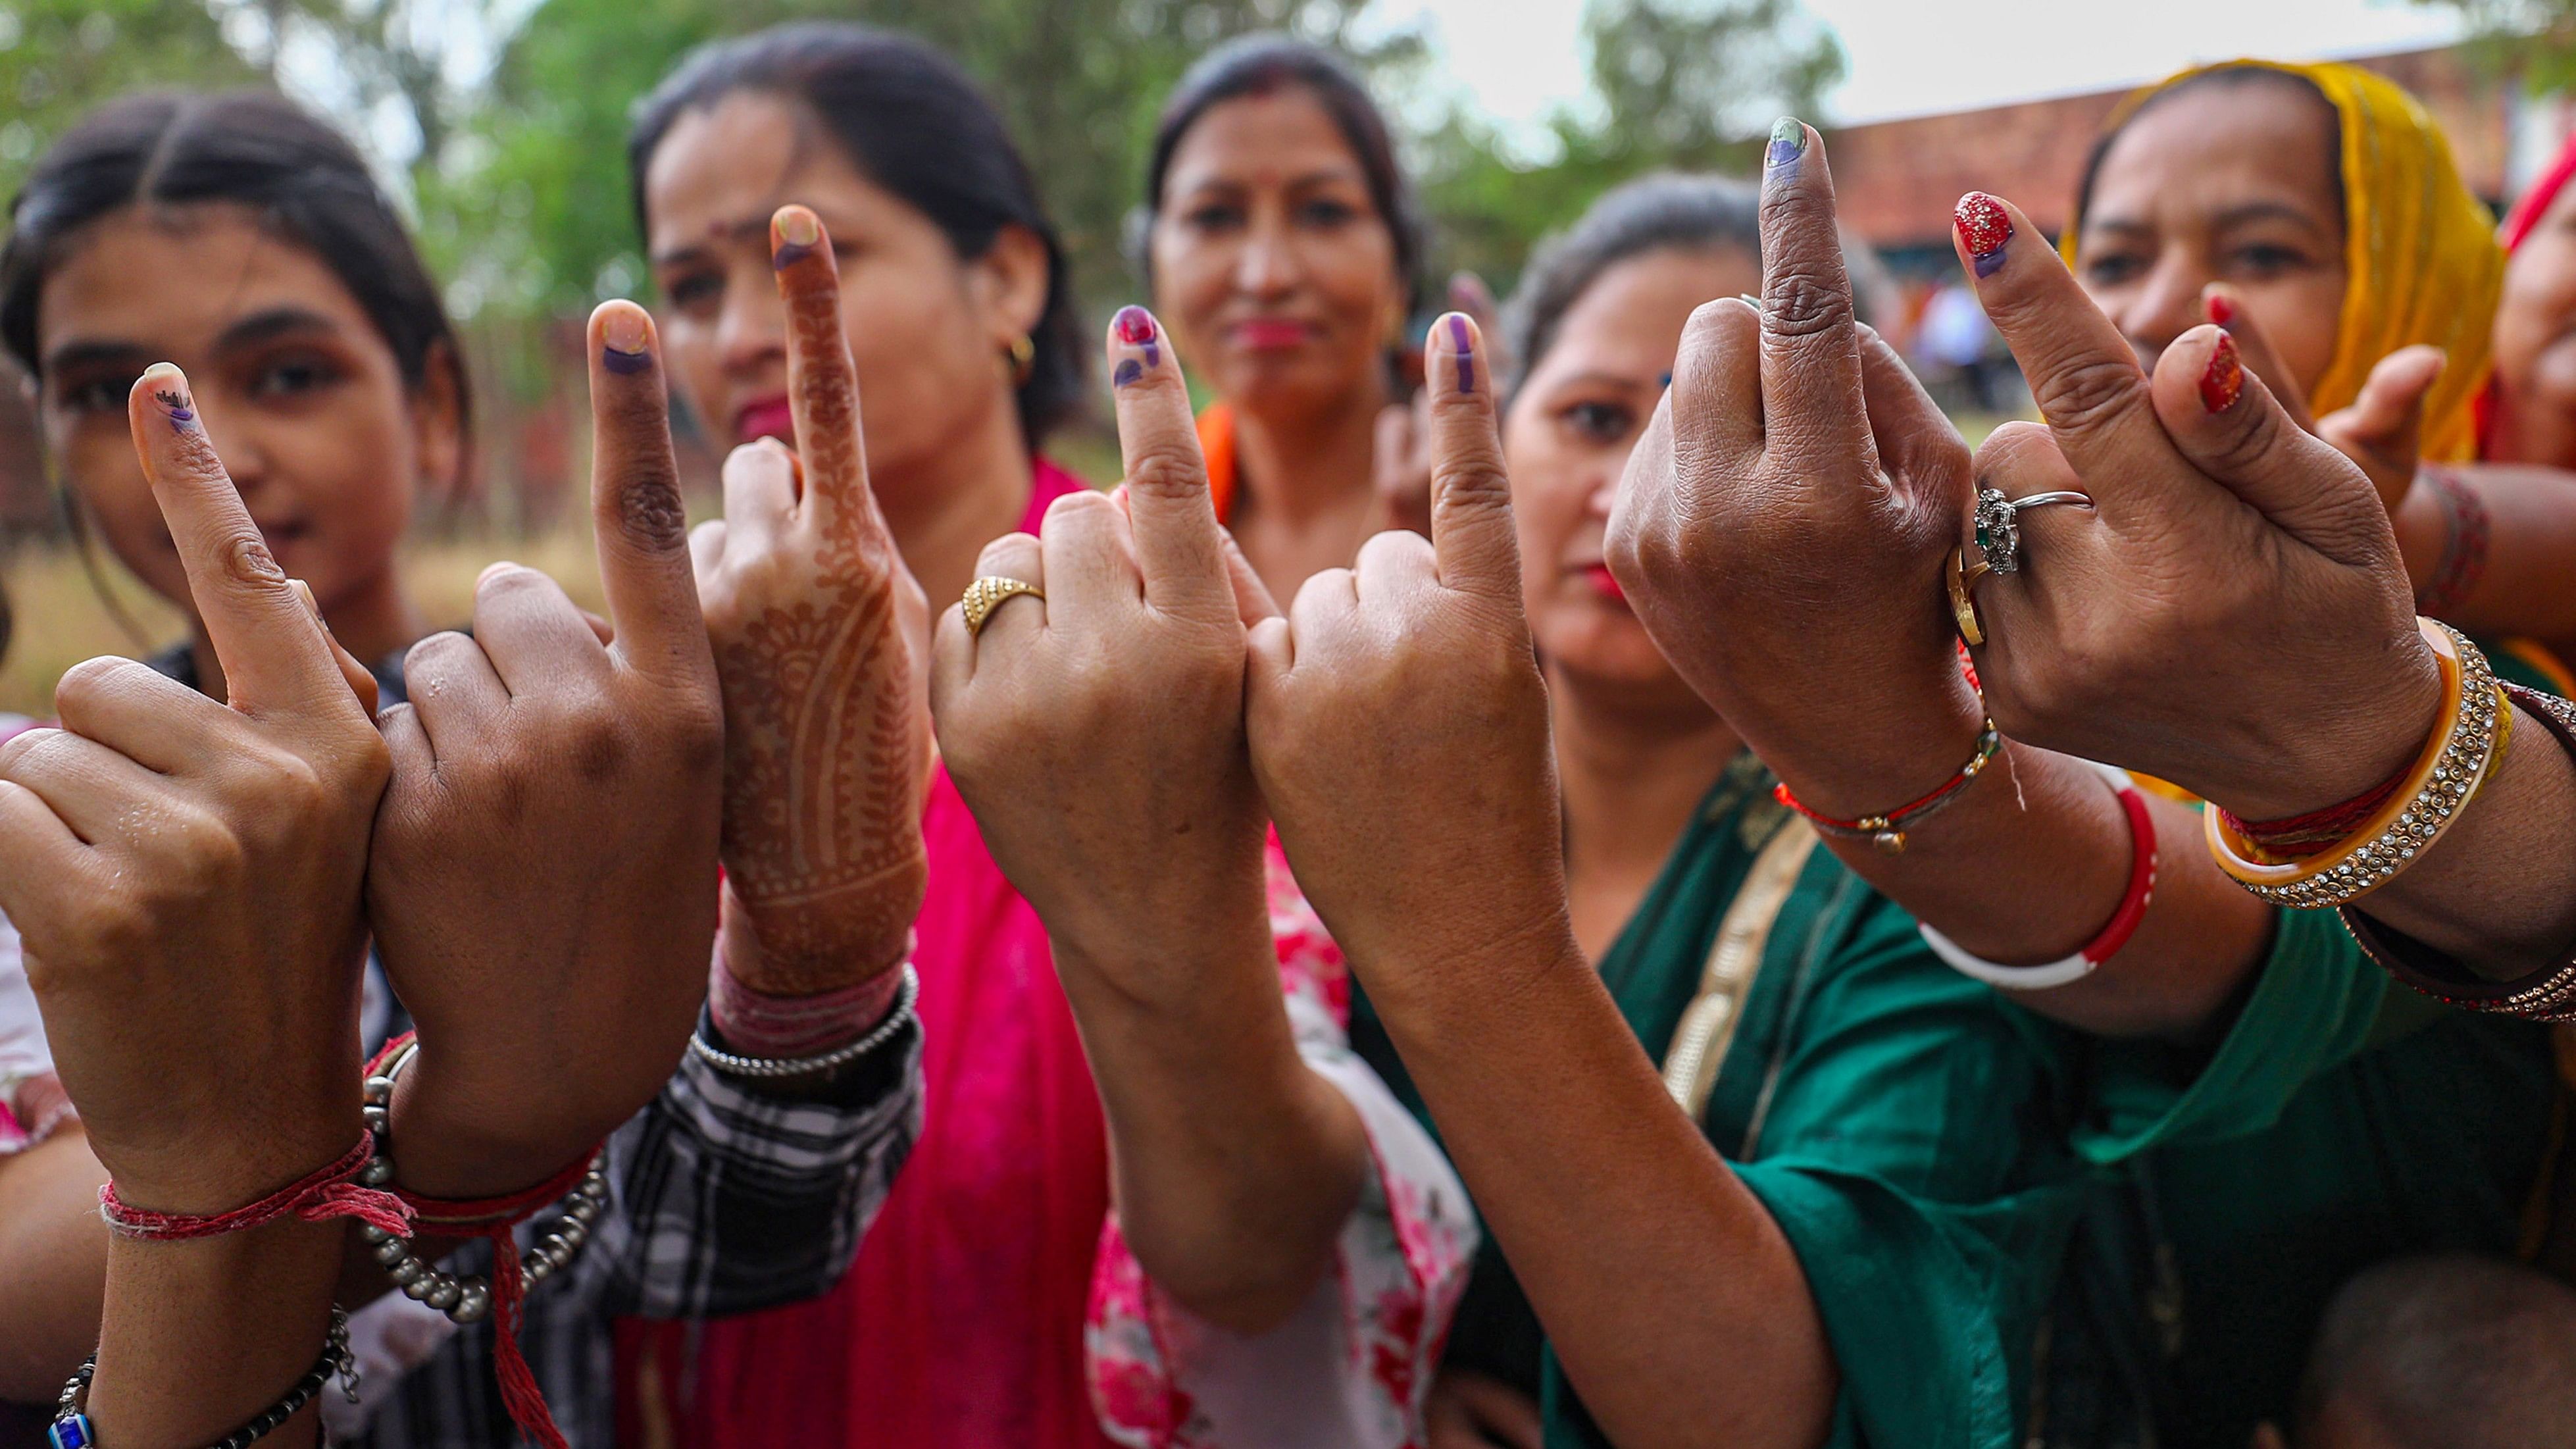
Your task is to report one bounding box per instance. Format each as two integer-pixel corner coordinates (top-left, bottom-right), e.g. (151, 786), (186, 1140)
(1423, 312), (1525, 606)
(772, 204), (882, 545)
(125, 364), (345, 715)
(585, 300), (717, 688)
(1105, 305), (1232, 616)
(1754, 118), (1871, 474)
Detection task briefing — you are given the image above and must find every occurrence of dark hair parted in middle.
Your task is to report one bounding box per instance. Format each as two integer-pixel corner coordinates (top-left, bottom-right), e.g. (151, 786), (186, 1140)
(1140, 33), (1425, 313)
(628, 21), (1085, 448)
(0, 89), (467, 420)
(1503, 172), (1888, 398)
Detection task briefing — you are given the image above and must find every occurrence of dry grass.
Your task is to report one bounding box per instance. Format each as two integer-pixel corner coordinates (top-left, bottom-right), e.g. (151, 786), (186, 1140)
(1, 528), (609, 717)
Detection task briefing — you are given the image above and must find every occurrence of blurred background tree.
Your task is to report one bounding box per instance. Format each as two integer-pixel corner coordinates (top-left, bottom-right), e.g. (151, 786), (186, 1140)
(0, 0), (259, 202)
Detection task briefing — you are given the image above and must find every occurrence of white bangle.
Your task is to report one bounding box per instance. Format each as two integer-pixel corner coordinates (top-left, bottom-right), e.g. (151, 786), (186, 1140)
(1918, 762), (2151, 990)
(688, 965), (920, 1079)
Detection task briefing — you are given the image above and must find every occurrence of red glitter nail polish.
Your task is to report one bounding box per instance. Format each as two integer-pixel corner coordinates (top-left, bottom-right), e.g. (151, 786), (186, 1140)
(1113, 305), (1157, 346)
(1955, 193), (2011, 277)
(2200, 333), (2244, 413)
(2206, 293), (2237, 329)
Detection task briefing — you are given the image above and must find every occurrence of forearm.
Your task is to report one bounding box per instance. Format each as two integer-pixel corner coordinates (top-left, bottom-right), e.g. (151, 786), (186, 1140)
(1056, 936), (1368, 1335)
(2358, 698), (2576, 975)
(0, 1132), (107, 1398)
(1367, 934), (1834, 1449)
(2397, 465), (2576, 639)
(88, 1219), (342, 1447)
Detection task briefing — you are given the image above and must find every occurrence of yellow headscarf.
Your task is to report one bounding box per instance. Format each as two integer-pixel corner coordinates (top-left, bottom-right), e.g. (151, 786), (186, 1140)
(2061, 60), (2500, 462)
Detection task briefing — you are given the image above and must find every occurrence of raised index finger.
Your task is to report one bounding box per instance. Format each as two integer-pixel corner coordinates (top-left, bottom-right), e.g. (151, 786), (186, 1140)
(1105, 305), (1234, 619)
(125, 365), (347, 715)
(772, 205), (886, 547)
(1954, 190), (2192, 530)
(586, 301), (719, 690)
(1754, 119), (1871, 474)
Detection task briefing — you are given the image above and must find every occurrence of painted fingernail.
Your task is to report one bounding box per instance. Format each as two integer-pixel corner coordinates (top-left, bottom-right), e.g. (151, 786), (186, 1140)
(141, 363), (195, 430)
(772, 206), (822, 269)
(2200, 332), (2244, 413)
(1657, 370), (1673, 390)
(600, 304), (652, 374)
(1765, 117), (1806, 177)
(1956, 193), (2011, 278)
(1439, 311), (1477, 394)
(1111, 305), (1160, 386)
(2206, 292), (2238, 330)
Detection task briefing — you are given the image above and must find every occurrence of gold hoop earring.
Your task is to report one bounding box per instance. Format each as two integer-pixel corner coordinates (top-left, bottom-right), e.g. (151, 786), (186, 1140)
(1007, 333), (1036, 386)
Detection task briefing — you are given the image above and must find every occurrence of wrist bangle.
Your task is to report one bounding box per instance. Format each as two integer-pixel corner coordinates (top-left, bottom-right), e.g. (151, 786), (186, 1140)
(1920, 761), (2157, 988)
(689, 963), (920, 1079)
(51, 1306), (354, 1449)
(1775, 722), (2002, 855)
(2207, 619), (2508, 909)
(2339, 684), (2576, 1021)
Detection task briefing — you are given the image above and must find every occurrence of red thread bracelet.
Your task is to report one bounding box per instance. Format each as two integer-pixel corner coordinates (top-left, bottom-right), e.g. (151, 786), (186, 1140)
(363, 1031), (603, 1449)
(99, 1132), (411, 1240)
(1775, 722), (2003, 854)
(2214, 755), (2412, 862)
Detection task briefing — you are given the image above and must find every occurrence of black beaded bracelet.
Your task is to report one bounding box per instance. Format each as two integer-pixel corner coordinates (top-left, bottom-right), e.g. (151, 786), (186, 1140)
(2339, 683), (2576, 1022)
(49, 1306), (354, 1449)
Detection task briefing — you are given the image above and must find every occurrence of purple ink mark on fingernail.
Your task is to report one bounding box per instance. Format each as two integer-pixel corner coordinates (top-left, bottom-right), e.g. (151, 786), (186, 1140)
(772, 242), (816, 272)
(1448, 313), (1475, 394)
(1765, 118), (1806, 180)
(1113, 358), (1144, 388)
(602, 345), (653, 375)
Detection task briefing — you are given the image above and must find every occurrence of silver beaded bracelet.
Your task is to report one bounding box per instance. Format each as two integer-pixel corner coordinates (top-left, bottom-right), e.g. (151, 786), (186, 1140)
(356, 1043), (607, 1324)
(687, 964), (921, 1080)
(51, 1306), (353, 1449)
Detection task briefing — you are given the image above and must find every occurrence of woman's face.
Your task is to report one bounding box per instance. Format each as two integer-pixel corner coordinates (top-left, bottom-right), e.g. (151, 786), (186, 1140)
(2490, 181), (2576, 462)
(1148, 86), (1403, 420)
(645, 91), (1048, 497)
(36, 203), (450, 621)
(1505, 245), (1760, 699)
(2075, 78), (2348, 395)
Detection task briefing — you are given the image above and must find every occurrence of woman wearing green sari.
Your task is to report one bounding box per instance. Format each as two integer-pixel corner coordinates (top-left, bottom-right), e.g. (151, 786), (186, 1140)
(1294, 172), (2102, 1449)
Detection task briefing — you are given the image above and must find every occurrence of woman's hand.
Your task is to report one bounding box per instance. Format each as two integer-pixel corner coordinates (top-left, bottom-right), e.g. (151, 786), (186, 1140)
(368, 301), (726, 1199)
(1246, 313), (1571, 1002)
(0, 367), (371, 1443)
(932, 307), (1361, 1331)
(692, 207), (930, 994)
(1954, 191), (2438, 821)
(0, 365), (384, 1213)
(1604, 122), (1982, 822)
(2205, 284), (2443, 515)
(1373, 273), (1509, 539)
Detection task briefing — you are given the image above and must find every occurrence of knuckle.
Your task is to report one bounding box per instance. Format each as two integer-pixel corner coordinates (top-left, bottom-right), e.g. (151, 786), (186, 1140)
(53, 656), (138, 714)
(565, 711), (633, 783)
(1123, 438), (1206, 497)
(2029, 355), (2146, 438)
(613, 465), (690, 553)
(220, 529), (288, 588)
(1761, 267), (1855, 341)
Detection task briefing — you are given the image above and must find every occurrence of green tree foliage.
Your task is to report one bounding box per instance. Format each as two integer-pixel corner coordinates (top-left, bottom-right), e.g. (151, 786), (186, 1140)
(2412, 0), (2573, 91)
(1418, 0), (1842, 293)
(0, 0), (258, 202)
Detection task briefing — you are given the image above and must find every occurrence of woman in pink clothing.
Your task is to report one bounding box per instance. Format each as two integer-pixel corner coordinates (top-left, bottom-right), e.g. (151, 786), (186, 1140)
(620, 24), (1469, 1448)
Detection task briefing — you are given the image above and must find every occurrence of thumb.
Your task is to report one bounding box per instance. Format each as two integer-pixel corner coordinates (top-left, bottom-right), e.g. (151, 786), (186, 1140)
(2203, 285), (2315, 433)
(1219, 526), (1281, 628)
(2319, 344), (2444, 515)
(2149, 324), (2392, 564)
(1422, 311), (1524, 603)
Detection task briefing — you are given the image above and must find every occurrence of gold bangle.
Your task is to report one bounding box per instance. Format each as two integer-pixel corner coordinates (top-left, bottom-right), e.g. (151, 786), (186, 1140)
(2206, 619), (2506, 908)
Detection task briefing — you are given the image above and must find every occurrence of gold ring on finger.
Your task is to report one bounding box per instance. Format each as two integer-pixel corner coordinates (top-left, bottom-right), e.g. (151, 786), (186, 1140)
(961, 575), (1044, 638)
(1946, 547), (1993, 647)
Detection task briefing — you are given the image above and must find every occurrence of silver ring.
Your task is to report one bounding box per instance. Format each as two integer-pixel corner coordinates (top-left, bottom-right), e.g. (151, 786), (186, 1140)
(1973, 488), (2094, 575)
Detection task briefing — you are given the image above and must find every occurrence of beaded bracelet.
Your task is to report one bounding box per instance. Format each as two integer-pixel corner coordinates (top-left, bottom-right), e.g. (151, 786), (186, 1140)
(2338, 683), (2576, 1022)
(1774, 722), (2002, 855)
(689, 963), (921, 1079)
(50, 1307), (353, 1449)
(1920, 761), (2157, 989)
(2206, 619), (2507, 909)
(355, 1040), (607, 1325)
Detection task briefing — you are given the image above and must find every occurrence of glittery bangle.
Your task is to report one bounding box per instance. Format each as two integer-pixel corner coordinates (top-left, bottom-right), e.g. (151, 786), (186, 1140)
(2339, 684), (2576, 1021)
(2206, 620), (2506, 909)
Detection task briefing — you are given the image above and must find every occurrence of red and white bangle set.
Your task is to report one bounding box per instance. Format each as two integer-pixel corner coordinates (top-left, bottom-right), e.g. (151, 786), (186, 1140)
(1915, 760), (2158, 989)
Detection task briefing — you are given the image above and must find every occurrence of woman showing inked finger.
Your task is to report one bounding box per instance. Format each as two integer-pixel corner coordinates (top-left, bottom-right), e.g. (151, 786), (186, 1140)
(626, 27), (1467, 1447)
(0, 93), (926, 1448)
(2069, 61), (2576, 673)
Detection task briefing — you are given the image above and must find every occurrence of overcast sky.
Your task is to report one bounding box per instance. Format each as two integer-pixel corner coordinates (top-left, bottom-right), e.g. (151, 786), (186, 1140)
(1375, 0), (2469, 135)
